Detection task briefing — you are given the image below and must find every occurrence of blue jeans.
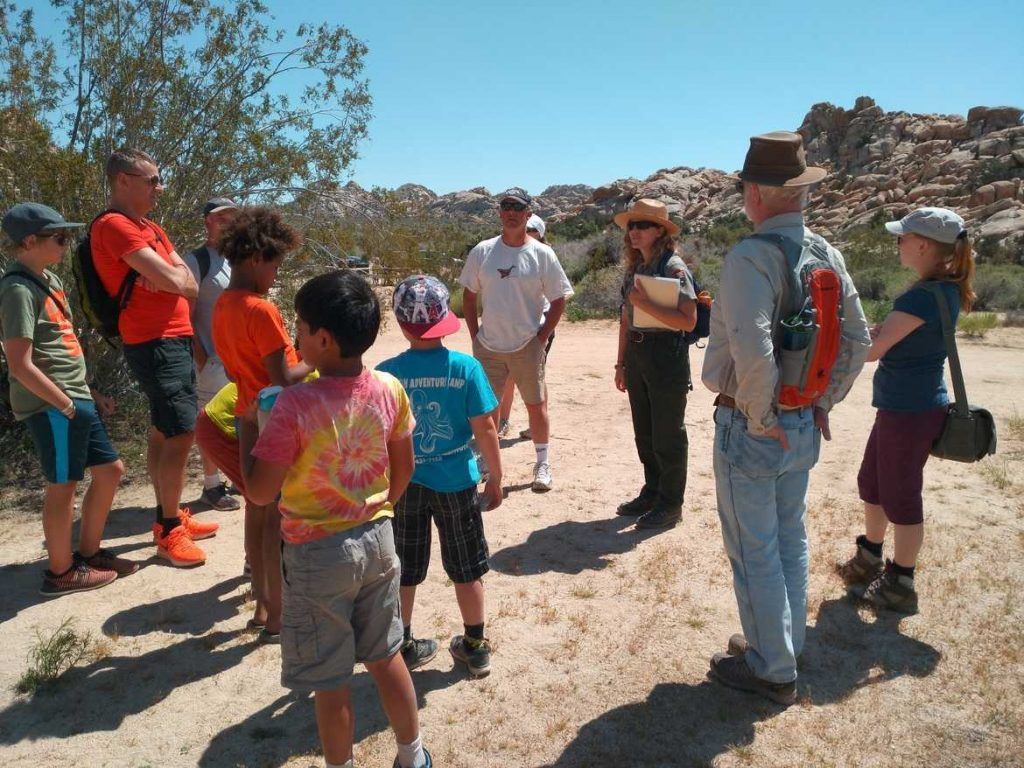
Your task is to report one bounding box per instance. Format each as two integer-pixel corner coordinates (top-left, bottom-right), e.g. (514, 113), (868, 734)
(713, 405), (821, 683)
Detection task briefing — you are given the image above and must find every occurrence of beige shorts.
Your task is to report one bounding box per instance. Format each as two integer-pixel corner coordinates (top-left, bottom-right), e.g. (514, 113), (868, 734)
(280, 518), (404, 691)
(473, 335), (547, 406)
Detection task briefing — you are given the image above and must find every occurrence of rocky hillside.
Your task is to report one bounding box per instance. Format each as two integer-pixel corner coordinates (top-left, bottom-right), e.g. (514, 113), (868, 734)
(315, 97), (1023, 254)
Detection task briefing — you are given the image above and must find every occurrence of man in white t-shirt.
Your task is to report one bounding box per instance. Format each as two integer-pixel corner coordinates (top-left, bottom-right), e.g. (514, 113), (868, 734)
(458, 188), (574, 492)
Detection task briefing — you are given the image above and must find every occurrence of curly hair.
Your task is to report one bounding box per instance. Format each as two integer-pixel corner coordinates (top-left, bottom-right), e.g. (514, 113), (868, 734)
(219, 206), (302, 265)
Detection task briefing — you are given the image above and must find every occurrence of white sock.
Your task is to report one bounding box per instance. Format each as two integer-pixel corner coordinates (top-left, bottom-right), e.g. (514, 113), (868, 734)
(396, 732), (426, 768)
(203, 473), (222, 489)
(325, 760), (353, 768)
(535, 442), (549, 465)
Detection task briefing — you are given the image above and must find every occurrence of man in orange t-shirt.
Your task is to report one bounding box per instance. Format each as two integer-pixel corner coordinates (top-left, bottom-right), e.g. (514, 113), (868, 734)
(91, 148), (216, 568)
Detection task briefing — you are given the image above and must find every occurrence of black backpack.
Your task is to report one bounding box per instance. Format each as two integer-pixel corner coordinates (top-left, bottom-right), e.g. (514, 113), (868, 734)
(72, 210), (139, 341)
(654, 251), (713, 347)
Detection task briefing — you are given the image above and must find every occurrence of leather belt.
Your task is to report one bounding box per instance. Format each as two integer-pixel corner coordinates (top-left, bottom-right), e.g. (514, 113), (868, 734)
(714, 394), (737, 409)
(629, 330), (681, 343)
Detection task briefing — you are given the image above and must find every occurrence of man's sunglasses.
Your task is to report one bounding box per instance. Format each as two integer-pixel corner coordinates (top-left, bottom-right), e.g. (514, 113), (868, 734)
(124, 172), (164, 187)
(499, 201), (527, 212)
(627, 220), (661, 231)
(734, 180), (744, 194)
(38, 232), (73, 246)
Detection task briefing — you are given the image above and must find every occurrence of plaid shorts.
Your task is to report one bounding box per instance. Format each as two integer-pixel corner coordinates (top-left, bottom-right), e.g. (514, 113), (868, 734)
(394, 483), (490, 585)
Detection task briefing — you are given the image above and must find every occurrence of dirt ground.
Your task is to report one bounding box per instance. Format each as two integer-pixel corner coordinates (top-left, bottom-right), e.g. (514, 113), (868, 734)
(0, 320), (1022, 768)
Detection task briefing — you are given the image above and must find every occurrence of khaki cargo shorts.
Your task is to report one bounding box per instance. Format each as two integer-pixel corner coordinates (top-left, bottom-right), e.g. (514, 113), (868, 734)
(473, 335), (547, 405)
(280, 517), (404, 691)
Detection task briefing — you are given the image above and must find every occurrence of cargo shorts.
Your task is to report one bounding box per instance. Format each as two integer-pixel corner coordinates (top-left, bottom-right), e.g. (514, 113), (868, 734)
(280, 517), (404, 691)
(473, 334), (547, 405)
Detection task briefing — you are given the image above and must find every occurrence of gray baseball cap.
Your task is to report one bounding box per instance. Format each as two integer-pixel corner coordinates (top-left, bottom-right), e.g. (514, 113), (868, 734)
(885, 207), (966, 244)
(203, 197), (238, 216)
(2, 202), (84, 243)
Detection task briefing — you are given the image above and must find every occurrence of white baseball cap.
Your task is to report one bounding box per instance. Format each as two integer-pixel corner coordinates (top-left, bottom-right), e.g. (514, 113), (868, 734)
(526, 214), (546, 238)
(885, 207), (966, 244)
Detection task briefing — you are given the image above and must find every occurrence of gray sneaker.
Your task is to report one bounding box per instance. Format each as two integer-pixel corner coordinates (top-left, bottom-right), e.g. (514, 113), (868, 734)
(393, 748), (433, 768)
(725, 633), (803, 665)
(859, 561), (919, 614)
(532, 461), (552, 492)
(401, 636), (439, 670)
(450, 635), (491, 677)
(497, 419), (511, 439)
(836, 540), (883, 587)
(709, 653), (796, 705)
(200, 482), (241, 511)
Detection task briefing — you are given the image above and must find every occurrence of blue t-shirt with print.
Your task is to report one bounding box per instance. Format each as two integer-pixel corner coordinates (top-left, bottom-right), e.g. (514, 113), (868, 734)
(872, 281), (960, 412)
(377, 347), (497, 492)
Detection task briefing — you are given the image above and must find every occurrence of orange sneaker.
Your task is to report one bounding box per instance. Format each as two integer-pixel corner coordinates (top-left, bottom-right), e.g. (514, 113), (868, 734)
(178, 508), (219, 540)
(153, 524), (207, 567)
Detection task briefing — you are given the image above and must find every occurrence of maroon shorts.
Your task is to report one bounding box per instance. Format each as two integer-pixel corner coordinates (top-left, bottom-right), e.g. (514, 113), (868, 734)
(857, 407), (948, 525)
(195, 411), (246, 496)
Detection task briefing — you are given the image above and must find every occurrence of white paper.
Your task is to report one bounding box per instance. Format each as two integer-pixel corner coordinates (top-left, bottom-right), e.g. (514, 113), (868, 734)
(632, 274), (680, 330)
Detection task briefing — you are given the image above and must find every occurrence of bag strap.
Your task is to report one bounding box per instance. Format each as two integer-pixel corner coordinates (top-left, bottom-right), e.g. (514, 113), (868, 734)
(925, 282), (969, 416)
(90, 208), (141, 307)
(0, 270), (69, 321)
(194, 245), (212, 282)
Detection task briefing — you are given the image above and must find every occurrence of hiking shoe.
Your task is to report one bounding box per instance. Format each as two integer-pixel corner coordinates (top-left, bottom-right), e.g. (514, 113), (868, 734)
(836, 541), (883, 587)
(40, 555), (117, 597)
(635, 506), (682, 530)
(450, 635), (492, 677)
(81, 547), (140, 577)
(392, 748), (433, 768)
(497, 419), (511, 439)
(519, 427), (532, 440)
(177, 508), (219, 540)
(401, 637), (439, 670)
(859, 561), (919, 614)
(532, 461), (553, 493)
(727, 633), (749, 657)
(616, 490), (657, 517)
(709, 653), (796, 705)
(200, 482), (241, 511)
(153, 524), (206, 567)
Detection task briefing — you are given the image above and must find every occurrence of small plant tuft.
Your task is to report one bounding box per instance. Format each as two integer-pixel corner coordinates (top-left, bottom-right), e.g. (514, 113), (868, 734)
(16, 619), (92, 695)
(958, 312), (999, 338)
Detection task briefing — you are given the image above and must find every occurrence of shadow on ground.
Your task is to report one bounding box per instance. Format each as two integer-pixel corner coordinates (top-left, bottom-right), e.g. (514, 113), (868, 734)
(0, 631), (257, 744)
(546, 597), (942, 767)
(198, 667), (461, 767)
(490, 515), (662, 576)
(102, 576), (249, 637)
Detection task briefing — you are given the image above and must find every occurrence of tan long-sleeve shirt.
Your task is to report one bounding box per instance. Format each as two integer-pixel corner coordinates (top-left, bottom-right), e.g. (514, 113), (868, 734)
(700, 212), (871, 435)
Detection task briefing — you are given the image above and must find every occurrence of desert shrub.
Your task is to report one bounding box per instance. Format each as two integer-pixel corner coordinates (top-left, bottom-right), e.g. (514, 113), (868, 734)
(974, 236), (1022, 266)
(972, 265), (1024, 311)
(704, 213), (753, 251)
(16, 619), (92, 695)
(1002, 310), (1024, 328)
(969, 158), (1021, 189)
(861, 299), (891, 325)
(568, 265), (624, 321)
(957, 312), (999, 338)
(557, 233), (604, 285)
(690, 254), (722, 297)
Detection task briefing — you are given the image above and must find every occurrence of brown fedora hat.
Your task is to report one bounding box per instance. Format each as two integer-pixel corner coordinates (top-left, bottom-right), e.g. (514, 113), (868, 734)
(736, 131), (827, 187)
(613, 198), (681, 236)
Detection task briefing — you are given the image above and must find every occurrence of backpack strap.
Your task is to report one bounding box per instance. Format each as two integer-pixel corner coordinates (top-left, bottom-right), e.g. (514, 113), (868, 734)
(193, 245), (212, 282)
(90, 209), (140, 307)
(925, 282), (969, 417)
(0, 270), (69, 321)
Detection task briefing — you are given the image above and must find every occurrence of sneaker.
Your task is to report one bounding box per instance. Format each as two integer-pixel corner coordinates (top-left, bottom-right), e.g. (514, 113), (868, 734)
(532, 461), (553, 493)
(725, 633), (803, 664)
(519, 427), (532, 440)
(635, 506), (681, 530)
(392, 748), (433, 768)
(401, 637), (439, 670)
(449, 635), (492, 677)
(40, 555), (117, 597)
(153, 524), (206, 567)
(708, 653), (796, 705)
(177, 508), (219, 540)
(859, 560), (919, 614)
(616, 490), (657, 517)
(81, 547), (140, 577)
(200, 482), (241, 511)
(836, 540), (883, 587)
(497, 419), (511, 439)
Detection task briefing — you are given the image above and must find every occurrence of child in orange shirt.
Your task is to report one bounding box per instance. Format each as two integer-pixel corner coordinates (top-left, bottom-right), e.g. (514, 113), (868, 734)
(212, 207), (311, 640)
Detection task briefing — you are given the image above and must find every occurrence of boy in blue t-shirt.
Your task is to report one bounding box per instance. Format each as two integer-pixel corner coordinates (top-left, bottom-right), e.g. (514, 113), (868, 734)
(377, 274), (502, 677)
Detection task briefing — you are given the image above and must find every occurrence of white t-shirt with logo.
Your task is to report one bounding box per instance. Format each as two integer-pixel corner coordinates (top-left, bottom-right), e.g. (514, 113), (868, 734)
(458, 235), (574, 353)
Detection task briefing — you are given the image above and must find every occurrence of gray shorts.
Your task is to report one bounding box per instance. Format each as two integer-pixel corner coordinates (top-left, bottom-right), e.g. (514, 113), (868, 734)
(280, 517), (404, 691)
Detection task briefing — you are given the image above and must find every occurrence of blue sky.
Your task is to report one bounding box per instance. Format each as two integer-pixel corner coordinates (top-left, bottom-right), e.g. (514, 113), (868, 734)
(20, 0), (1024, 195)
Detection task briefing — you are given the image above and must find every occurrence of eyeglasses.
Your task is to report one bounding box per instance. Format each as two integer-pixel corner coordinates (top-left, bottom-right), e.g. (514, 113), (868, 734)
(499, 201), (527, 212)
(38, 232), (73, 246)
(627, 220), (660, 231)
(124, 172), (164, 187)
(734, 180), (745, 194)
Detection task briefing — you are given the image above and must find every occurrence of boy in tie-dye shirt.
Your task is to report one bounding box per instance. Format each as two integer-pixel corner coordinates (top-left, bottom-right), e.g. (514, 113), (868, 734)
(242, 270), (432, 768)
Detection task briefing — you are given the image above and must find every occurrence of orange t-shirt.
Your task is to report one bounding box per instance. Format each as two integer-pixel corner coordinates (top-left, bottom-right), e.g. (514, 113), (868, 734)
(212, 289), (300, 415)
(90, 212), (193, 344)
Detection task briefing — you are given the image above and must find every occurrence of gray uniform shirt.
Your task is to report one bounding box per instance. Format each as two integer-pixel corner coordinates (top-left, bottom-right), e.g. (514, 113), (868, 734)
(184, 245), (230, 359)
(623, 251), (697, 331)
(701, 212), (871, 435)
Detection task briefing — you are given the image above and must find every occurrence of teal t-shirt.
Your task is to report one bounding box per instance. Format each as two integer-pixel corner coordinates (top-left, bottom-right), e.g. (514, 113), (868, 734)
(377, 347), (497, 492)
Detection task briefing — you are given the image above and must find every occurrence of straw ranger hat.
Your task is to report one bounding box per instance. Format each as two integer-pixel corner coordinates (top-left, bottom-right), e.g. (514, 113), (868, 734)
(613, 198), (681, 237)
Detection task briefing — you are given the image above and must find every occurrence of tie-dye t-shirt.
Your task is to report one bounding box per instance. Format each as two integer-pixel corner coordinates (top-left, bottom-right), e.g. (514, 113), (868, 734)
(251, 368), (415, 544)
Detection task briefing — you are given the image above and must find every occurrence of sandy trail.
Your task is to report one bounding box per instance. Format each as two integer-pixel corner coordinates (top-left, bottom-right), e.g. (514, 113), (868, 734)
(0, 320), (1022, 768)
